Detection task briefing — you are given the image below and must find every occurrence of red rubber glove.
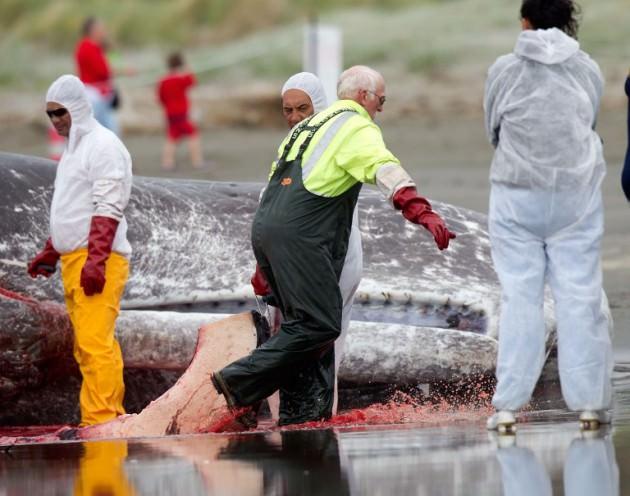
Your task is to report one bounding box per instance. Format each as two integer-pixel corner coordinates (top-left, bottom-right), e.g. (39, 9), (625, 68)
(393, 186), (456, 250)
(81, 216), (119, 296)
(27, 238), (60, 278)
(251, 264), (272, 297)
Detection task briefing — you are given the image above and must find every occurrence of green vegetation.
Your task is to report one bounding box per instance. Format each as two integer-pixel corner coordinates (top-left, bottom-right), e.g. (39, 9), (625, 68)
(0, 0), (437, 49)
(408, 50), (455, 75)
(0, 0), (628, 91)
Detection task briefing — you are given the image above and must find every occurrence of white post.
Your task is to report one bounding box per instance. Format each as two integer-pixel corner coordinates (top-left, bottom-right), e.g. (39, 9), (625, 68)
(303, 21), (342, 106)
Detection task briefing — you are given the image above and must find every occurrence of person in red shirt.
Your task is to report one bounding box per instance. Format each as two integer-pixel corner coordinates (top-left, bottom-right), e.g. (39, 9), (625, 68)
(75, 17), (119, 134)
(157, 52), (205, 171)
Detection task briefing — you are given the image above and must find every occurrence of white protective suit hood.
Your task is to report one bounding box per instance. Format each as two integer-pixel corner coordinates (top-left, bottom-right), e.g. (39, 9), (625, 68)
(514, 28), (579, 65)
(46, 75), (96, 152)
(484, 26), (604, 191)
(281, 72), (328, 113)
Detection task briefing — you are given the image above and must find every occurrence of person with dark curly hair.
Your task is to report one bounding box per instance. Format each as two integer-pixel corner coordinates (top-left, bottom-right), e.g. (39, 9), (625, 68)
(484, 0), (613, 432)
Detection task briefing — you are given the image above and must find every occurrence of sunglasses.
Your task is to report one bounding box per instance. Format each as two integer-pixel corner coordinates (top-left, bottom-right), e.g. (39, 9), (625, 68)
(46, 108), (68, 119)
(366, 90), (386, 105)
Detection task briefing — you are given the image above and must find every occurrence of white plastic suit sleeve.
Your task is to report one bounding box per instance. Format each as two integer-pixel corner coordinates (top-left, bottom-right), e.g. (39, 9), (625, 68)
(375, 164), (416, 205)
(92, 178), (129, 221)
(587, 63), (605, 131)
(483, 55), (513, 148)
(88, 146), (132, 221)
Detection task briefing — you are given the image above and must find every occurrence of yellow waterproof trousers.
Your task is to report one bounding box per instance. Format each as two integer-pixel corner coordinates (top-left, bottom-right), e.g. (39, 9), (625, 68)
(61, 248), (128, 426)
(74, 441), (135, 496)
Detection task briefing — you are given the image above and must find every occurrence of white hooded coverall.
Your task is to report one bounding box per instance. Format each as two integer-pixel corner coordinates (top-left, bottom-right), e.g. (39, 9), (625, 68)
(48, 79), (132, 257)
(484, 28), (613, 412)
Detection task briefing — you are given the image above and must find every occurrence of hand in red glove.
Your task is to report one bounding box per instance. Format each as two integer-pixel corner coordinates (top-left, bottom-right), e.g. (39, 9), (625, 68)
(251, 264), (272, 297)
(28, 238), (60, 278)
(393, 186), (456, 250)
(81, 216), (119, 296)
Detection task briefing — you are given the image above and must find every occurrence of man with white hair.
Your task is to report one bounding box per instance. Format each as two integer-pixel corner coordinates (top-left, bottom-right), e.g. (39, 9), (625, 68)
(214, 65), (455, 427)
(28, 74), (133, 427)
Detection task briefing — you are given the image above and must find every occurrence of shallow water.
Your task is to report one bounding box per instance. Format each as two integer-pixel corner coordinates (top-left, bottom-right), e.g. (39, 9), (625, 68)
(1, 373), (628, 496)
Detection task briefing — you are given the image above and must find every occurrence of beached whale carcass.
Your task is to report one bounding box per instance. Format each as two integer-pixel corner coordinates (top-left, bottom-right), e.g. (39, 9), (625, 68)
(0, 152), (555, 425)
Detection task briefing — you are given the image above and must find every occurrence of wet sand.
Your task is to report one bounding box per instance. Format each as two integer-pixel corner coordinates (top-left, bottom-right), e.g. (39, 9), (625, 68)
(1, 375), (628, 494)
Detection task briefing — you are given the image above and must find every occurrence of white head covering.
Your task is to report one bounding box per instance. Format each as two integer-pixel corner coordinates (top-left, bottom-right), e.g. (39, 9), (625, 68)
(46, 74), (95, 152)
(281, 72), (327, 113)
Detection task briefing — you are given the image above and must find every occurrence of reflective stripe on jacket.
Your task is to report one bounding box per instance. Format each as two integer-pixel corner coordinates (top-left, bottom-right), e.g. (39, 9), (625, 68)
(270, 99), (402, 197)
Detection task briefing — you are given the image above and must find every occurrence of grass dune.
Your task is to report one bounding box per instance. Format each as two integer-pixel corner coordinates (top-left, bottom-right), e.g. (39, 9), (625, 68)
(0, 0), (627, 111)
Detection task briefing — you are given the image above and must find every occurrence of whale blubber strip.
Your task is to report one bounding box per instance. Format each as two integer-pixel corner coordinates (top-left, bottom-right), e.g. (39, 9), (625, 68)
(79, 312), (258, 439)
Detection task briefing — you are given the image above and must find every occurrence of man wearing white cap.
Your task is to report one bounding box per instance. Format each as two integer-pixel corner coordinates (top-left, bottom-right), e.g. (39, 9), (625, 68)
(280, 71), (328, 126)
(253, 72), (363, 419)
(28, 74), (133, 426)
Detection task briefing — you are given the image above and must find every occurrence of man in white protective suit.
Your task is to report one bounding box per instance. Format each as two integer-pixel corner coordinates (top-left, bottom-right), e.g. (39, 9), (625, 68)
(484, 0), (613, 432)
(252, 71), (363, 418)
(28, 75), (133, 428)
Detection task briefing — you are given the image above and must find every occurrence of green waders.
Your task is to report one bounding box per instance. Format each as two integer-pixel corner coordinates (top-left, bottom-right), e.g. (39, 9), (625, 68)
(218, 109), (360, 425)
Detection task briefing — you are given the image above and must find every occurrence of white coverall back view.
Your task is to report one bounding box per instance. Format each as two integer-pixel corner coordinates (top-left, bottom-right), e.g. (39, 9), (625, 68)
(484, 28), (613, 412)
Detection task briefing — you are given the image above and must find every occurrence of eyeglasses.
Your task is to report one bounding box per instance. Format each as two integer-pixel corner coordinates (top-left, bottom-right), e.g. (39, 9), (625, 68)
(366, 90), (386, 106)
(46, 108), (68, 119)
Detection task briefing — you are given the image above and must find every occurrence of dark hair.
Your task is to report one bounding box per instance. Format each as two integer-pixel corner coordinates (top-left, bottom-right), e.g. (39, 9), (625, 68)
(520, 0), (581, 38)
(81, 16), (97, 37)
(167, 52), (184, 70)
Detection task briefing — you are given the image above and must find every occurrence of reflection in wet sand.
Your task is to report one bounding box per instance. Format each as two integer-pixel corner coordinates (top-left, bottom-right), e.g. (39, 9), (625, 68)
(130, 436), (262, 495)
(132, 430), (350, 495)
(75, 441), (135, 496)
(1, 376), (629, 496)
(496, 430), (619, 496)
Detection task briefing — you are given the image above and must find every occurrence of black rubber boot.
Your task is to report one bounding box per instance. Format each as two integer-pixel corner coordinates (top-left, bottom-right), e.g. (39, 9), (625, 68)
(211, 371), (258, 430)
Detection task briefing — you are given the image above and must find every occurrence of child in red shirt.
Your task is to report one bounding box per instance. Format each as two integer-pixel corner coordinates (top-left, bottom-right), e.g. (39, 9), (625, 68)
(157, 53), (205, 170)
